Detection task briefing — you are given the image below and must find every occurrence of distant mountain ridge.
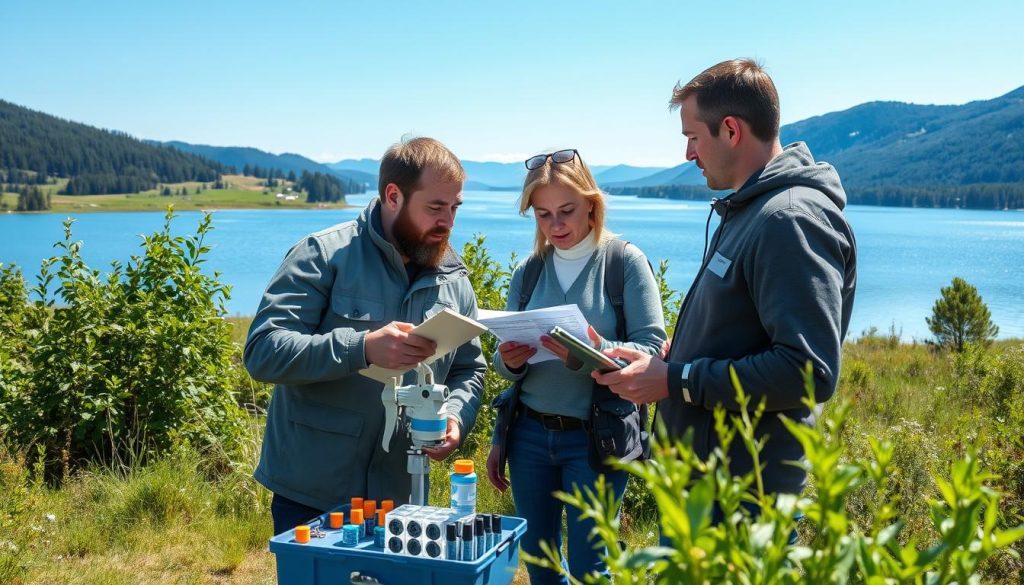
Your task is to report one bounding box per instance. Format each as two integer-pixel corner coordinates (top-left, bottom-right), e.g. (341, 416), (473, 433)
(160, 141), (374, 188)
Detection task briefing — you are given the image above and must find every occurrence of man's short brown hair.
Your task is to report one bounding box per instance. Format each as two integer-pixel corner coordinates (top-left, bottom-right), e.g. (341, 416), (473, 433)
(670, 59), (780, 142)
(378, 136), (465, 198)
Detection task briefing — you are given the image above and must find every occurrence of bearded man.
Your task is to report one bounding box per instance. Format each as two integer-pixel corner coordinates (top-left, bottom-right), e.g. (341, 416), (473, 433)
(245, 137), (486, 534)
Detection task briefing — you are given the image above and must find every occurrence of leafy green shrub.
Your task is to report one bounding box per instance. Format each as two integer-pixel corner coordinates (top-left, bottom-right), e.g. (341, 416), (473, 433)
(457, 234), (512, 456)
(2, 210), (247, 479)
(533, 365), (1024, 584)
(927, 277), (999, 352)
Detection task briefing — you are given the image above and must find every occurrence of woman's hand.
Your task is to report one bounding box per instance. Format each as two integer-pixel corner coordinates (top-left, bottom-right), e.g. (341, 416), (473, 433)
(486, 445), (510, 491)
(541, 325), (604, 367)
(498, 341), (536, 371)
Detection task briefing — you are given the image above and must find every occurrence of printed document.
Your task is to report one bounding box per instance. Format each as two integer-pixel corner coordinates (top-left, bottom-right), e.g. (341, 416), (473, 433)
(477, 304), (590, 363)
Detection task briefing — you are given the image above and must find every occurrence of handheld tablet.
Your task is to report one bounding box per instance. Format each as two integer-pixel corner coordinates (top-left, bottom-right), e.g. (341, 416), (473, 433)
(548, 326), (626, 373)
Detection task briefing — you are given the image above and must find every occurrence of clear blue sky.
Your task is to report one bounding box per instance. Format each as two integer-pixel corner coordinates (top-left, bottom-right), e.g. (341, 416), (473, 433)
(3, 1), (1022, 167)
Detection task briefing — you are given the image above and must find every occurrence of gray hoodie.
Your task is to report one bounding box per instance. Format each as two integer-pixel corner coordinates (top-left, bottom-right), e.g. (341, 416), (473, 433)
(659, 142), (857, 495)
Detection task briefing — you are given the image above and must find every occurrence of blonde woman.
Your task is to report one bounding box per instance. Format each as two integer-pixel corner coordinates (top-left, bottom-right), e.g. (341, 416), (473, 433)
(487, 149), (666, 584)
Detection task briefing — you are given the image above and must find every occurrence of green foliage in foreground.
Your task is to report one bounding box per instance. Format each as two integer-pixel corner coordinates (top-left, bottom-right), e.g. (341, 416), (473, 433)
(533, 365), (1024, 584)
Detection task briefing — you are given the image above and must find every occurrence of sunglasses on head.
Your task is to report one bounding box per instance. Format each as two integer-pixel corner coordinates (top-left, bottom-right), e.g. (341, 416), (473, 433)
(525, 148), (579, 170)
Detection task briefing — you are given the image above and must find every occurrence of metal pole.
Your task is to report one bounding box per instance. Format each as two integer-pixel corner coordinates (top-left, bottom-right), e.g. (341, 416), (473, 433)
(407, 448), (429, 506)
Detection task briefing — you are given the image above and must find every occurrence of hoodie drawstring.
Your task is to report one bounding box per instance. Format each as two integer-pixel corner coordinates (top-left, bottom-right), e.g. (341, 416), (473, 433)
(668, 198), (733, 350)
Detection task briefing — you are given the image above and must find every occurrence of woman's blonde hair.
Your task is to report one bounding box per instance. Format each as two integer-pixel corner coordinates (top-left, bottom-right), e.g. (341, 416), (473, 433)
(518, 151), (611, 256)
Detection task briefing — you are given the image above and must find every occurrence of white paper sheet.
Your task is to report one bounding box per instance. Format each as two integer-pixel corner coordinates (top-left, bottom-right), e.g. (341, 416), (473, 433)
(359, 308), (488, 383)
(477, 304), (590, 363)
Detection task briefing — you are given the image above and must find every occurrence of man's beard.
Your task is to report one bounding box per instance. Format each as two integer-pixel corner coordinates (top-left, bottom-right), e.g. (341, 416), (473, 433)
(392, 205), (450, 268)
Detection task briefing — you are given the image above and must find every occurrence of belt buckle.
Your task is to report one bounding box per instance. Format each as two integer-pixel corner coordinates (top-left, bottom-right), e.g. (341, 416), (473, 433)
(541, 413), (563, 431)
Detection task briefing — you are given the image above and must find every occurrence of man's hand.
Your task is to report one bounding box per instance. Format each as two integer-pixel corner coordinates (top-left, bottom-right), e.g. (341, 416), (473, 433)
(485, 445), (509, 492)
(422, 416), (461, 461)
(592, 345), (670, 404)
(364, 321), (437, 370)
(497, 341), (537, 370)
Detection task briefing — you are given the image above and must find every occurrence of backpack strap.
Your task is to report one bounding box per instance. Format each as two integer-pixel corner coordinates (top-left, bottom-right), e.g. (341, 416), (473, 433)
(517, 253), (546, 311)
(603, 239), (628, 340)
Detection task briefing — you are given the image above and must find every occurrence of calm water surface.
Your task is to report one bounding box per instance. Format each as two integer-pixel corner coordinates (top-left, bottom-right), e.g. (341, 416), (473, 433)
(1, 191), (1021, 340)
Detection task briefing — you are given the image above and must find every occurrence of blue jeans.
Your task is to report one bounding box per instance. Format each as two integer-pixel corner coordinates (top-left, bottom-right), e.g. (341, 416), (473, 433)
(507, 413), (629, 585)
(270, 493), (324, 536)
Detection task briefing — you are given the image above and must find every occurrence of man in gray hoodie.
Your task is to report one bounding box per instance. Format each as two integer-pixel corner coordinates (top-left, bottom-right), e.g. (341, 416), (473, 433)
(245, 137), (486, 534)
(596, 59), (857, 505)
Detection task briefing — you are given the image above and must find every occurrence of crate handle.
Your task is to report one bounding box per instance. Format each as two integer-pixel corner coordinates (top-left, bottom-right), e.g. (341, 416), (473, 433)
(495, 533), (514, 555)
(350, 571), (383, 585)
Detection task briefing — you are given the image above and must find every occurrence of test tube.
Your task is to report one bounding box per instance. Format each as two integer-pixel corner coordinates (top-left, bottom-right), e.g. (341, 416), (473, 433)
(445, 522), (457, 560)
(460, 520), (474, 561)
(474, 515), (485, 558)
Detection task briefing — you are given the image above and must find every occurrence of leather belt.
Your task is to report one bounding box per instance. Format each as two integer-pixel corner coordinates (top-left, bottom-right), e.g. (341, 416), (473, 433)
(522, 404), (586, 431)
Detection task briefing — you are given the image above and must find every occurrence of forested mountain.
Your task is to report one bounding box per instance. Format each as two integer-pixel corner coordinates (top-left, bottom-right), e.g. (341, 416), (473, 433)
(606, 86), (1024, 209)
(0, 100), (228, 195)
(163, 141), (371, 193)
(781, 86), (1024, 186)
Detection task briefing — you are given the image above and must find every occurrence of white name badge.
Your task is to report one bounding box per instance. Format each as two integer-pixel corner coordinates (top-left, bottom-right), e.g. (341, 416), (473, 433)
(707, 251), (733, 278)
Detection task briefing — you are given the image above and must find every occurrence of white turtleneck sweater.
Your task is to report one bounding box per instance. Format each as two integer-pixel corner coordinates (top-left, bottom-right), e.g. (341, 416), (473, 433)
(552, 232), (598, 292)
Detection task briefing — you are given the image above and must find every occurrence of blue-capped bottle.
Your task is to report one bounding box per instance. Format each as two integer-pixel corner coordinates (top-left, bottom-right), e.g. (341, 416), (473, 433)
(450, 459), (477, 516)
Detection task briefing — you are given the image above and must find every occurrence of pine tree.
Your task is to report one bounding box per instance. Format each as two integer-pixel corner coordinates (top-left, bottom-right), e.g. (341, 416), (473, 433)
(926, 277), (999, 352)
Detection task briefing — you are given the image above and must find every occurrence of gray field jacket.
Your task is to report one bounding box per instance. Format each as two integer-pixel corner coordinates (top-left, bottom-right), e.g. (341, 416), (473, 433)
(244, 198), (486, 511)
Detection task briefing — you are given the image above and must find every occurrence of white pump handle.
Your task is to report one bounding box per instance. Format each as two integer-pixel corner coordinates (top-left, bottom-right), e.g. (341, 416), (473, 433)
(380, 376), (400, 453)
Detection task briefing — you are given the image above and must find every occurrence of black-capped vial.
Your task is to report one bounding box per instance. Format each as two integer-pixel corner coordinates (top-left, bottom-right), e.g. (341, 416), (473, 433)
(445, 522), (457, 560)
(490, 514), (502, 548)
(482, 514), (492, 551)
(460, 520), (474, 561)
(425, 541), (442, 558)
(474, 515), (485, 558)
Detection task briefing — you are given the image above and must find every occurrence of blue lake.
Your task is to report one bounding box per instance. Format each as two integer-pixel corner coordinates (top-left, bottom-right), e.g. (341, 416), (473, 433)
(1, 191), (1022, 340)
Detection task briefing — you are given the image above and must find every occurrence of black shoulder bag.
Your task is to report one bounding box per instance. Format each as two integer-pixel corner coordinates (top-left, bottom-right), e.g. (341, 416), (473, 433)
(587, 239), (651, 473)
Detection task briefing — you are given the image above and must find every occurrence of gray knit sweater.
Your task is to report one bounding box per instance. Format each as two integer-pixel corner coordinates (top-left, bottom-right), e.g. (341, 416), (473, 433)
(492, 239), (666, 419)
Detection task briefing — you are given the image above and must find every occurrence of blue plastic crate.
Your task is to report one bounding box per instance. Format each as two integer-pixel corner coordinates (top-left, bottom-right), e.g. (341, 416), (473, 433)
(269, 510), (526, 585)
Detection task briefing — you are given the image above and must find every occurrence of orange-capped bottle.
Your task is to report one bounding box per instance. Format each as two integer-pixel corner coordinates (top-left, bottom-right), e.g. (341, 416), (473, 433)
(329, 511), (344, 529)
(350, 507), (364, 526)
(294, 525), (310, 544)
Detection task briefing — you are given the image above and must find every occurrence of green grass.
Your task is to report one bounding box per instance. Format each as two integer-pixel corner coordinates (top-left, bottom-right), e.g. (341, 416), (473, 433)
(3, 323), (1022, 583)
(1, 175), (354, 213)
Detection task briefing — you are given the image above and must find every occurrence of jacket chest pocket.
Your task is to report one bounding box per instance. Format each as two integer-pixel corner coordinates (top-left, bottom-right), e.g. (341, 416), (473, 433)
(422, 300), (455, 322)
(329, 293), (387, 332)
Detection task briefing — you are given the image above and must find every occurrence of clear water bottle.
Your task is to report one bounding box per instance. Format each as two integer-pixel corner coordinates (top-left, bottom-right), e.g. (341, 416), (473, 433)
(450, 459), (477, 516)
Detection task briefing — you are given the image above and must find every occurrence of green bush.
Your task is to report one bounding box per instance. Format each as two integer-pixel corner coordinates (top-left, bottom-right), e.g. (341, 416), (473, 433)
(532, 365), (1024, 584)
(0, 210), (247, 480)
(927, 277), (999, 352)
(457, 234), (512, 456)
